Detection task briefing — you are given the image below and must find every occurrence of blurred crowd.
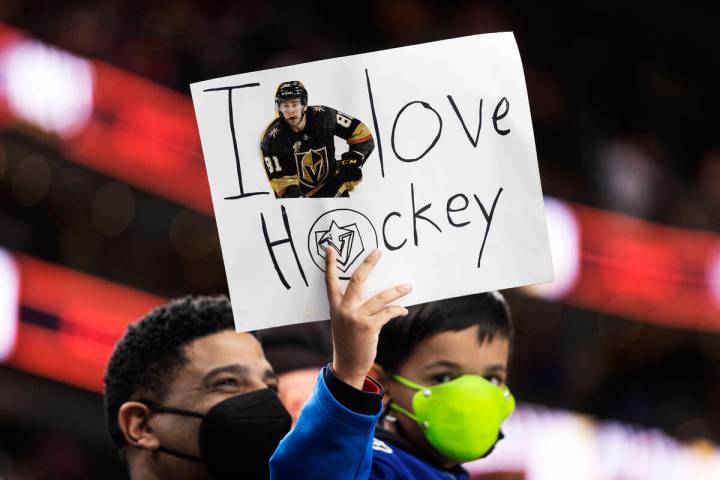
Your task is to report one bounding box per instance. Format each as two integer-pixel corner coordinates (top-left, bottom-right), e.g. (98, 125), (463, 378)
(2, 0), (718, 230)
(0, 1), (718, 478)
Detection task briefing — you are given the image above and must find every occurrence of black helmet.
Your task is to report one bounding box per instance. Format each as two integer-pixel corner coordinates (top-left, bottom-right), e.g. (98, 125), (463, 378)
(275, 81), (308, 106)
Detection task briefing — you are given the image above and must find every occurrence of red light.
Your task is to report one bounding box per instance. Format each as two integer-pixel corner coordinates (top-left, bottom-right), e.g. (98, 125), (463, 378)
(0, 23), (213, 215)
(599, 236), (681, 301)
(10, 254), (164, 392)
(570, 204), (720, 331)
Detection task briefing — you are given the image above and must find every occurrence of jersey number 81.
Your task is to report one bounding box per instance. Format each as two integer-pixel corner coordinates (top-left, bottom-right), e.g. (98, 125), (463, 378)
(264, 156), (282, 173)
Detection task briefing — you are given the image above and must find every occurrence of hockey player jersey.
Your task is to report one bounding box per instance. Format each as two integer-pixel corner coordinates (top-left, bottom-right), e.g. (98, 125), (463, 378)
(260, 105), (374, 198)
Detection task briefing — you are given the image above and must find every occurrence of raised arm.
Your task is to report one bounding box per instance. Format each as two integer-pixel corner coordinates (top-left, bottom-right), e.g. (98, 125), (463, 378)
(327, 249), (410, 389)
(270, 249), (410, 480)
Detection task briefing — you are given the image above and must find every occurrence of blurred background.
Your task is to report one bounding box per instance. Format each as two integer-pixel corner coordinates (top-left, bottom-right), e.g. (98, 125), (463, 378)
(0, 1), (718, 478)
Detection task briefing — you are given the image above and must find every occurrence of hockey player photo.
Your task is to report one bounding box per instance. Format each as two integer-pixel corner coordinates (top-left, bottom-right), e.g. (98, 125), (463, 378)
(261, 81), (375, 198)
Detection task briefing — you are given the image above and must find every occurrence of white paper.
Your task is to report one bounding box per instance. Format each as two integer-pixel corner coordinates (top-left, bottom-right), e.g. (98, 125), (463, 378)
(190, 32), (553, 331)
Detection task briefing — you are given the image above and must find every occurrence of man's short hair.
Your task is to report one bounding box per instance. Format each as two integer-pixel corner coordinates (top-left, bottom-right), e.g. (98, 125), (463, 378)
(375, 292), (513, 373)
(103, 295), (238, 450)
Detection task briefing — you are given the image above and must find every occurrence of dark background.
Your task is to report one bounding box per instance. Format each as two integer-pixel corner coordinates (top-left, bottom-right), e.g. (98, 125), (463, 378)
(0, 1), (718, 478)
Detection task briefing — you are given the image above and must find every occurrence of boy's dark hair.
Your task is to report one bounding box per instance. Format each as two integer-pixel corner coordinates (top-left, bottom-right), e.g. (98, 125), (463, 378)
(375, 292), (513, 373)
(103, 295), (238, 450)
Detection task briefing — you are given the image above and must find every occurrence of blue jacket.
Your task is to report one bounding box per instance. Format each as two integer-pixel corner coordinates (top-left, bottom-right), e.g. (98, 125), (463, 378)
(270, 368), (469, 480)
(370, 433), (469, 480)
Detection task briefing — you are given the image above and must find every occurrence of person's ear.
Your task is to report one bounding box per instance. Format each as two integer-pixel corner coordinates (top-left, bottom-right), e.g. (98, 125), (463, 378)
(118, 401), (160, 450)
(370, 363), (392, 405)
(369, 363), (386, 382)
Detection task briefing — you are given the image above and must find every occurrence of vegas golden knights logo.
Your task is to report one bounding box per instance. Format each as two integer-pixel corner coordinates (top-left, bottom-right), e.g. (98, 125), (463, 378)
(295, 147), (330, 188)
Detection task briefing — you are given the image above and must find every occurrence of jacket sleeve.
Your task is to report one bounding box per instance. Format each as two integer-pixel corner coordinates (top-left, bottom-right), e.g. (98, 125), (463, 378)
(270, 367), (382, 480)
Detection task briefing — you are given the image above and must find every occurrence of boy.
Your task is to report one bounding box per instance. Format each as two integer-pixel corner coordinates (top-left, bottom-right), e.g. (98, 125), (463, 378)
(270, 250), (515, 479)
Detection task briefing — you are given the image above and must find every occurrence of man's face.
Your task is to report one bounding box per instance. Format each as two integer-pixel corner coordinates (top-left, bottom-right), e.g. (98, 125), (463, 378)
(385, 325), (509, 468)
(148, 330), (278, 479)
(278, 98), (306, 130)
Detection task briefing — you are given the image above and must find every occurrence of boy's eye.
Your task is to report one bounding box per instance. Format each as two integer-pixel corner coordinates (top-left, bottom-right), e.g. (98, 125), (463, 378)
(485, 375), (503, 386)
(431, 373), (454, 384)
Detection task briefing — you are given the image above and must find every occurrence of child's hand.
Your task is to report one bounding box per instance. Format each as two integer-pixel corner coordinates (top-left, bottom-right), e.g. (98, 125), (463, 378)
(326, 248), (412, 389)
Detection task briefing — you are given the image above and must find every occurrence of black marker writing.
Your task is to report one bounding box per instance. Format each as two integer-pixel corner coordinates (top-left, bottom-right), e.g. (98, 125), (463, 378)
(492, 97), (511, 136)
(365, 69), (385, 178)
(446, 193), (471, 227)
(391, 101), (443, 162)
(204, 83), (268, 200)
(261, 205), (308, 289)
(382, 211), (406, 251)
(473, 187), (503, 267)
(411, 182), (442, 246)
(447, 96), (483, 148)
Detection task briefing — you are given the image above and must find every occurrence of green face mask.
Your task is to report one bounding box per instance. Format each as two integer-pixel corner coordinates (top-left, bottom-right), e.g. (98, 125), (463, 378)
(389, 374), (515, 462)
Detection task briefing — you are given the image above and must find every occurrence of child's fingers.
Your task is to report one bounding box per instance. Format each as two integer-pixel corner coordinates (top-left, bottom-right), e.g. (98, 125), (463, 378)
(359, 283), (412, 316)
(344, 249), (381, 304)
(371, 306), (410, 327)
(324, 248), (342, 306)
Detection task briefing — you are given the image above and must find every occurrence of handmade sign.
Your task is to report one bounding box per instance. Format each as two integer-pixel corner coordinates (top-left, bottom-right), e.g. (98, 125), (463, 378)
(190, 32), (553, 331)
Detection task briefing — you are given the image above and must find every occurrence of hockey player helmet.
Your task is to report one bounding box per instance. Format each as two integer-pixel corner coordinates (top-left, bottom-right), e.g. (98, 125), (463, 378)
(275, 81), (308, 107)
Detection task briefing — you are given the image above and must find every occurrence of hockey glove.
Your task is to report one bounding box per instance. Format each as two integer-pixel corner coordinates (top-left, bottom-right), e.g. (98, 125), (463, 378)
(336, 151), (363, 183)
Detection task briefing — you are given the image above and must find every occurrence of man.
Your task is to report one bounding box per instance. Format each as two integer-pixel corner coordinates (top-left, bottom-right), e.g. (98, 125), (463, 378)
(261, 80), (375, 198)
(104, 287), (407, 478)
(103, 296), (289, 479)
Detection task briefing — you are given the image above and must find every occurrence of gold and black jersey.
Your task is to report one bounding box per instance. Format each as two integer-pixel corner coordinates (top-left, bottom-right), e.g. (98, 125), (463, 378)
(260, 105), (374, 198)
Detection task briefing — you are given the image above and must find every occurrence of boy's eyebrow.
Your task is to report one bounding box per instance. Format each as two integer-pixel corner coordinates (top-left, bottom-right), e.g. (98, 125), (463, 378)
(423, 360), (462, 370)
(483, 364), (507, 373)
(424, 361), (507, 373)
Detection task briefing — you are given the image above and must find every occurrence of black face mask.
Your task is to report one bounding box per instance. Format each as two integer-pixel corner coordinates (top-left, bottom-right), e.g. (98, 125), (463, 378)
(141, 388), (292, 480)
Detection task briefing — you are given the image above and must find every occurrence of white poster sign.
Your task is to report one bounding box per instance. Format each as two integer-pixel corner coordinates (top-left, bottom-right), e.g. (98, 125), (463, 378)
(190, 32), (553, 331)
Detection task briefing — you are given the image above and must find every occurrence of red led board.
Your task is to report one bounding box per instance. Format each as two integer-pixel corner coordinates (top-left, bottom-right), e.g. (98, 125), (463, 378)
(0, 23), (213, 215)
(566, 204), (720, 331)
(10, 254), (164, 392)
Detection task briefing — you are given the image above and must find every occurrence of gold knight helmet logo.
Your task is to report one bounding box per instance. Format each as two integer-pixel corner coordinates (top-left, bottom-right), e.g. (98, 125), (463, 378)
(295, 147), (329, 187)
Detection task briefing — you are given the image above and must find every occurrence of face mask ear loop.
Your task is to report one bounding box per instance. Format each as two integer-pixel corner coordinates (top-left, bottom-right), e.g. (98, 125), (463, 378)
(389, 375), (429, 428)
(137, 400), (205, 420)
(391, 374), (426, 391)
(388, 401), (422, 424)
(155, 446), (205, 464)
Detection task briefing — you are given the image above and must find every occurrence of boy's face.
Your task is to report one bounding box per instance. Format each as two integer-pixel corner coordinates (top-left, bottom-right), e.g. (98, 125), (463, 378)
(385, 325), (509, 467)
